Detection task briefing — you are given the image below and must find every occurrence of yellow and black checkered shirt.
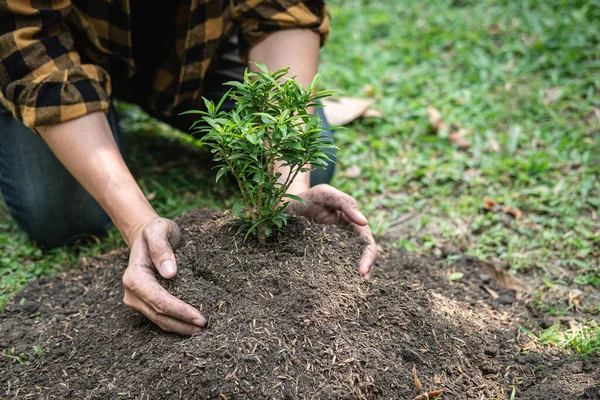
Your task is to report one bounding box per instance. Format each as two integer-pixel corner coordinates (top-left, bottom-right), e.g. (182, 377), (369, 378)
(0, 0), (329, 129)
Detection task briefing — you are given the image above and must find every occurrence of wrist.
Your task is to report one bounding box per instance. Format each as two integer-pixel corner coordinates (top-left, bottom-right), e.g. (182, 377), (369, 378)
(107, 190), (158, 247)
(286, 180), (310, 195)
(120, 208), (159, 248)
(281, 167), (311, 195)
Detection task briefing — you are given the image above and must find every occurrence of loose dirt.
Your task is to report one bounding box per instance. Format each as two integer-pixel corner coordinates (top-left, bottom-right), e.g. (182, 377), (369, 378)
(1, 210), (598, 399)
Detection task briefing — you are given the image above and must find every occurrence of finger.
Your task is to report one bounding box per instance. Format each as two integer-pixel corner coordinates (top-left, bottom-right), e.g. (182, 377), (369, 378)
(333, 212), (376, 276)
(349, 223), (377, 277)
(316, 185), (368, 226)
(359, 239), (378, 277)
(124, 292), (202, 335)
(123, 267), (207, 327)
(166, 220), (182, 249)
(144, 219), (181, 278)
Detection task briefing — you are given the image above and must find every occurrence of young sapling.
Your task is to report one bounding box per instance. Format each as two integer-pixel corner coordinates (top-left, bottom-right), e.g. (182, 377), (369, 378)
(182, 64), (337, 242)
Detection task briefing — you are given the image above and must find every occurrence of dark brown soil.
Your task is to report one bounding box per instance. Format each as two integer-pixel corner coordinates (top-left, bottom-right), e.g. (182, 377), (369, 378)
(1, 210), (598, 399)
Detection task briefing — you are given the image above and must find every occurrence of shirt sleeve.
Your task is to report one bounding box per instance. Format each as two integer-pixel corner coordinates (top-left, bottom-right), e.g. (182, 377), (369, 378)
(0, 0), (111, 129)
(233, 0), (330, 57)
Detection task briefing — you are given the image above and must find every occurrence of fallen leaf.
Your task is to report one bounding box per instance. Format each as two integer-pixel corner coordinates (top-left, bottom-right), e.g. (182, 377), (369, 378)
(481, 260), (530, 293)
(483, 197), (522, 219)
(483, 196), (497, 210)
(427, 106), (444, 132)
(448, 128), (471, 149)
(544, 87), (562, 105)
(412, 389), (444, 400)
(344, 165), (362, 179)
(362, 84), (376, 97)
(488, 136), (500, 152)
(427, 389), (444, 398)
(567, 318), (581, 332)
(412, 365), (423, 391)
(322, 97), (383, 126)
(427, 106), (471, 149)
(502, 204), (522, 219)
(433, 375), (441, 384)
(482, 284), (500, 299)
(464, 168), (481, 179)
(568, 289), (584, 306)
(448, 272), (465, 281)
(487, 24), (503, 35)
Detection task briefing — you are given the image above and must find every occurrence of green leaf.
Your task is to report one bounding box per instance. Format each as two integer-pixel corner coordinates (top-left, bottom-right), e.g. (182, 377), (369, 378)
(33, 346), (43, 356)
(215, 167), (228, 183)
(252, 62), (269, 74)
(309, 73), (321, 91)
(178, 109), (206, 115)
(224, 80), (246, 89)
(215, 90), (231, 111)
(232, 200), (244, 216)
(246, 133), (258, 145)
(447, 272), (464, 281)
(244, 217), (269, 241)
(282, 193), (305, 205)
(253, 170), (264, 183)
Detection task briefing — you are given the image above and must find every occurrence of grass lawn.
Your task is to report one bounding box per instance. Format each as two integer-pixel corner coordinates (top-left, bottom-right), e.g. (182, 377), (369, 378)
(1, 0), (599, 353)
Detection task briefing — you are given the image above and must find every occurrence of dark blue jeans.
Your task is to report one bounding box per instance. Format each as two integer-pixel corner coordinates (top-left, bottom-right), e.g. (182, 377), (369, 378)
(0, 110), (122, 247)
(0, 106), (335, 248)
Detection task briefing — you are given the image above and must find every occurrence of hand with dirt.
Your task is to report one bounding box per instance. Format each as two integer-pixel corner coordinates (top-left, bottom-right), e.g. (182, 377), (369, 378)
(285, 184), (377, 276)
(122, 218), (207, 335)
(36, 113), (206, 335)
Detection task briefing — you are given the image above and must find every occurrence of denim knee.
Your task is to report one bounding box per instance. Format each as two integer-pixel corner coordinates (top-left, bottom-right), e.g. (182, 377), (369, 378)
(0, 111), (117, 248)
(12, 185), (112, 248)
(310, 105), (337, 187)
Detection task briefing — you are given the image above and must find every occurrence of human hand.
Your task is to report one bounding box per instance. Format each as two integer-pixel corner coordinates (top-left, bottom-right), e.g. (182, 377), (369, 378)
(122, 218), (206, 335)
(285, 184), (377, 276)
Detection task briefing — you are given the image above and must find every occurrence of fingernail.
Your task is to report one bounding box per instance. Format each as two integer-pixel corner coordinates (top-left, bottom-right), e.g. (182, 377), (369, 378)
(193, 317), (207, 327)
(357, 210), (367, 222)
(161, 260), (175, 276)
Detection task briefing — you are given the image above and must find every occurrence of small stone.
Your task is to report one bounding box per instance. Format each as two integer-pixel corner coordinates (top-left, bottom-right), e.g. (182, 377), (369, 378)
(523, 353), (541, 364)
(494, 295), (514, 306)
(8, 331), (21, 343)
(400, 349), (421, 363)
(58, 383), (70, 397)
(569, 361), (583, 374)
(481, 365), (498, 375)
(22, 301), (40, 313)
(484, 346), (498, 357)
(582, 361), (595, 373)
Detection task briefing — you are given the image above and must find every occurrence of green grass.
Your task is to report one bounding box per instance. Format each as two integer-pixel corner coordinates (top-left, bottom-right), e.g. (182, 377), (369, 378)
(1, 0), (599, 352)
(521, 322), (600, 359)
(322, 0), (599, 276)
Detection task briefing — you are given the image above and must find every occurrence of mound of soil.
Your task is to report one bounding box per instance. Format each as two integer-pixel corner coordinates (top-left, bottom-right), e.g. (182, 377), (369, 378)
(1, 210), (598, 399)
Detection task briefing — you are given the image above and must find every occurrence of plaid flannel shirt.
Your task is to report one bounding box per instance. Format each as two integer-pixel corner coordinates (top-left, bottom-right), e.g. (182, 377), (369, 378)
(0, 0), (329, 129)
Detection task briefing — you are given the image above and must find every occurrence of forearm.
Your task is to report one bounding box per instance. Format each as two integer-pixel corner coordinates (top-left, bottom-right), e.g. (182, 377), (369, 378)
(248, 29), (320, 195)
(37, 112), (157, 246)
